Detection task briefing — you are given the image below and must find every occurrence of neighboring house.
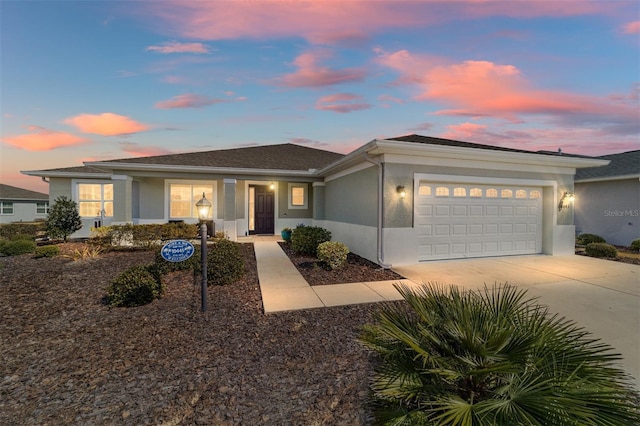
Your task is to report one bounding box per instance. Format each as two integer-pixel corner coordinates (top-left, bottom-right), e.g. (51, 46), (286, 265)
(22, 134), (608, 265)
(574, 150), (640, 247)
(0, 184), (49, 224)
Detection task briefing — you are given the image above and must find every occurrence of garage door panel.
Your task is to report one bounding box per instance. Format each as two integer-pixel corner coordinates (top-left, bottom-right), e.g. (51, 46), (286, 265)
(416, 182), (543, 261)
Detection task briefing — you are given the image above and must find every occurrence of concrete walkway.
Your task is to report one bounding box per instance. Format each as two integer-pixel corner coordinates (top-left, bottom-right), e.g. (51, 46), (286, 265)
(253, 240), (639, 386)
(254, 241), (414, 314)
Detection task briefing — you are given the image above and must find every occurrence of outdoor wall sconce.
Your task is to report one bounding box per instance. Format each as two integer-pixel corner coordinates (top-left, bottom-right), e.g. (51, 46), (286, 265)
(396, 185), (406, 199)
(269, 182), (275, 191)
(558, 191), (575, 211)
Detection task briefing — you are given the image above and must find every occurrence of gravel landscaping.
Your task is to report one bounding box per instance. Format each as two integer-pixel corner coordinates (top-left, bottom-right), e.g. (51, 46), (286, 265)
(0, 242), (407, 425)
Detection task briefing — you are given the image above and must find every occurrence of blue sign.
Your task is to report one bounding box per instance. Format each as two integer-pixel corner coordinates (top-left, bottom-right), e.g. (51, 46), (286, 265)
(161, 239), (195, 262)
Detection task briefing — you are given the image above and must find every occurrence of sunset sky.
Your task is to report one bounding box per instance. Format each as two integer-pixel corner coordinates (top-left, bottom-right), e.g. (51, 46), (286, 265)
(1, 0), (639, 193)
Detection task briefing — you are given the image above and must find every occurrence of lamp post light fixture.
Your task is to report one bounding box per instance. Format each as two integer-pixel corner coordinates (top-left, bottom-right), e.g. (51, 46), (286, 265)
(195, 193), (212, 312)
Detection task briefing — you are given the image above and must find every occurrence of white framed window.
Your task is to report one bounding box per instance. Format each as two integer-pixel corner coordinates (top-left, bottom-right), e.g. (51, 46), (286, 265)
(470, 188), (482, 197)
(435, 186), (450, 197)
(0, 202), (14, 215)
(288, 183), (308, 209)
(418, 184), (432, 196)
(78, 183), (113, 217)
(36, 201), (49, 214)
(168, 182), (214, 219)
(515, 189), (527, 199)
(453, 187), (466, 197)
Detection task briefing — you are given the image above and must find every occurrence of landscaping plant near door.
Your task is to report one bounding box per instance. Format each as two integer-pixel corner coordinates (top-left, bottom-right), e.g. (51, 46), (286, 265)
(360, 283), (639, 426)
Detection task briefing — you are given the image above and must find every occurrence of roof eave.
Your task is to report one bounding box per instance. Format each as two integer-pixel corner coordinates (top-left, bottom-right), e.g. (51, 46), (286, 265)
(22, 170), (112, 179)
(575, 173), (640, 183)
(85, 162), (318, 177)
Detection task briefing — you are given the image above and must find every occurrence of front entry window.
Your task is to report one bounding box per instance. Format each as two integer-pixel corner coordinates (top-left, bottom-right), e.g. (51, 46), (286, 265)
(78, 183), (113, 217)
(169, 183), (213, 219)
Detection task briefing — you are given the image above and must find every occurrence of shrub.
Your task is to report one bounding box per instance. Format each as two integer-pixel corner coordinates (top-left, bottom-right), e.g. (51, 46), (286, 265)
(291, 226), (331, 256)
(630, 239), (640, 252)
(203, 239), (244, 286)
(92, 223), (199, 248)
(586, 242), (618, 259)
(317, 241), (349, 270)
(360, 283), (640, 425)
(107, 265), (164, 307)
(46, 196), (82, 241)
(65, 245), (103, 261)
(10, 233), (37, 241)
(33, 245), (60, 258)
(576, 233), (606, 245)
(0, 239), (36, 256)
(0, 223), (45, 240)
(153, 246), (198, 274)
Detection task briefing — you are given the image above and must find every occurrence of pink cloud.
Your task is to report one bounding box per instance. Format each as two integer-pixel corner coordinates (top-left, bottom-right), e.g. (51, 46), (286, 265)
(119, 142), (174, 157)
(154, 93), (229, 109)
(146, 41), (210, 54)
(377, 50), (639, 129)
(2, 126), (87, 151)
(315, 93), (371, 113)
(140, 1), (622, 45)
(441, 122), (640, 156)
(64, 113), (148, 136)
(275, 50), (366, 88)
(622, 21), (640, 34)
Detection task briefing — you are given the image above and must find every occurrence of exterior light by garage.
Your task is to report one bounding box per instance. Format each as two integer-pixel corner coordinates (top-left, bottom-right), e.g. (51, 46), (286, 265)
(195, 193), (212, 312)
(558, 191), (575, 211)
(396, 185), (406, 199)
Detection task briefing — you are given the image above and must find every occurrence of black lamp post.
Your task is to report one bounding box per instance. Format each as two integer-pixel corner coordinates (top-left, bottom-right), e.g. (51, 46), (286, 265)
(195, 193), (212, 312)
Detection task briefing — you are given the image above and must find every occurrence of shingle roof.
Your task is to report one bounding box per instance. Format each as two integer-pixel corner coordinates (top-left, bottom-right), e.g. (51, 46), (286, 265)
(0, 184), (48, 200)
(387, 134), (594, 158)
(34, 165), (109, 174)
(575, 150), (640, 181)
(93, 143), (345, 171)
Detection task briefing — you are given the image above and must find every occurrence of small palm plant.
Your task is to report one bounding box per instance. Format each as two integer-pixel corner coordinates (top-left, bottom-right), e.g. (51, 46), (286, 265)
(360, 283), (639, 425)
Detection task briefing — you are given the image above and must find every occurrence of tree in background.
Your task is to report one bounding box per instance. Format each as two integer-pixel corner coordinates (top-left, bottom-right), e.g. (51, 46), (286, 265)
(46, 196), (82, 242)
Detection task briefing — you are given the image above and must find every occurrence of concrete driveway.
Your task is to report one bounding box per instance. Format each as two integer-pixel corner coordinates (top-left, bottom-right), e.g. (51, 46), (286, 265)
(392, 255), (640, 388)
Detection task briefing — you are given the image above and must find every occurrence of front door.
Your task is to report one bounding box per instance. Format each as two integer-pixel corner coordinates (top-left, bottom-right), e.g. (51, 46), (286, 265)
(251, 185), (274, 234)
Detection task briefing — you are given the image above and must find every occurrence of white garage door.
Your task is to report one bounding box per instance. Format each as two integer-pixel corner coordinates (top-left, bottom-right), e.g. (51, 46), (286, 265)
(416, 182), (542, 261)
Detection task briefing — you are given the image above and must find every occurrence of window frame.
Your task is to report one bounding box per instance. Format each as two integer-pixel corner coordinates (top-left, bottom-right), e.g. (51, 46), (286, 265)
(166, 180), (215, 220)
(288, 183), (308, 209)
(36, 201), (49, 214)
(0, 201), (14, 215)
(77, 182), (114, 218)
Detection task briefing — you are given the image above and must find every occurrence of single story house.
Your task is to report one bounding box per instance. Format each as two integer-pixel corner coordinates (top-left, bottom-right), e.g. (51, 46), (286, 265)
(23, 134), (608, 265)
(574, 150), (640, 247)
(0, 184), (49, 224)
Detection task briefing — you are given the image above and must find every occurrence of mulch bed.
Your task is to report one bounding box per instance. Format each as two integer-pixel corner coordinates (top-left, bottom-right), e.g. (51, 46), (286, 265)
(277, 242), (405, 286)
(0, 242), (408, 425)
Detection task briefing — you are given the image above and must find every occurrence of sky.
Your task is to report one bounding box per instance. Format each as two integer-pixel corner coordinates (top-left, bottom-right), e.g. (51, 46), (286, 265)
(1, 0), (639, 193)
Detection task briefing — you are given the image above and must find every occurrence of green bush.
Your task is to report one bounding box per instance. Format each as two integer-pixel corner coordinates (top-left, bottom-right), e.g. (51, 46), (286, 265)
(577, 233), (606, 245)
(360, 283), (640, 425)
(0, 223), (45, 240)
(33, 245), (60, 258)
(317, 241), (349, 269)
(586, 242), (618, 259)
(92, 223), (199, 248)
(107, 265), (164, 307)
(203, 239), (244, 286)
(10, 233), (37, 241)
(291, 225), (331, 256)
(630, 239), (640, 252)
(153, 246), (198, 274)
(0, 239), (36, 256)
(46, 196), (82, 241)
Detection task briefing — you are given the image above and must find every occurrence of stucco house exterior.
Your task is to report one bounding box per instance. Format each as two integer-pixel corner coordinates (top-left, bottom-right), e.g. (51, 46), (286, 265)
(23, 134), (608, 265)
(0, 184), (49, 224)
(574, 150), (640, 246)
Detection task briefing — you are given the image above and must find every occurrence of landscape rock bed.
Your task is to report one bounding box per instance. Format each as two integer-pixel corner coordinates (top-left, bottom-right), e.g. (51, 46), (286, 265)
(0, 243), (406, 425)
(277, 242), (405, 286)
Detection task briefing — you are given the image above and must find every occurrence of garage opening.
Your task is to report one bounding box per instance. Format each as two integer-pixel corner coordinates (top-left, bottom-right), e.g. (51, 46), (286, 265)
(416, 182), (542, 261)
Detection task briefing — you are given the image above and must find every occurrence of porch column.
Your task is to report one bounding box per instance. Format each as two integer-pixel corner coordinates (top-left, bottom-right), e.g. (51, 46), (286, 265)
(112, 175), (133, 223)
(313, 182), (325, 222)
(223, 179), (237, 241)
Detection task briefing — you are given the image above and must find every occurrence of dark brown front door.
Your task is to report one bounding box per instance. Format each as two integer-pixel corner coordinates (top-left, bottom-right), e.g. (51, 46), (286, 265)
(252, 185), (274, 234)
